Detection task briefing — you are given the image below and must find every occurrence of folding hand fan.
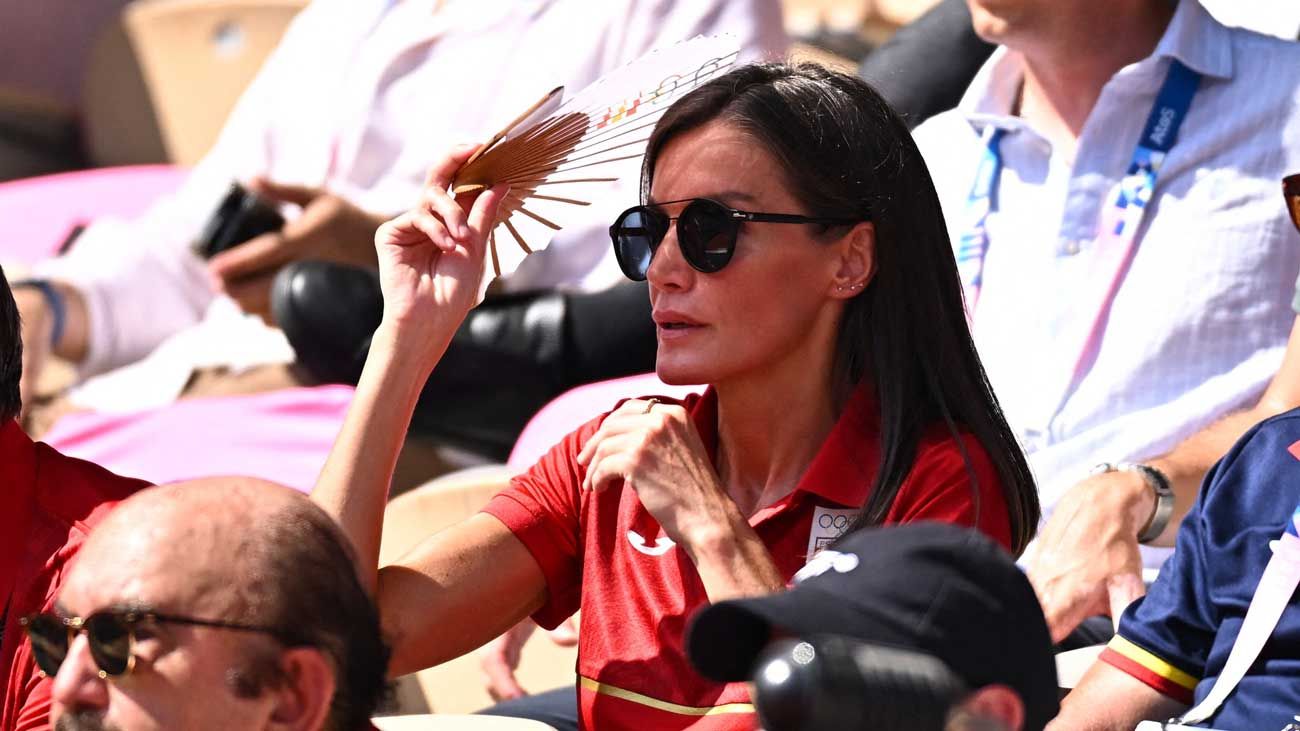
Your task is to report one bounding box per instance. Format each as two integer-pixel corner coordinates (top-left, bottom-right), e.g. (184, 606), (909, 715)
(451, 34), (743, 279)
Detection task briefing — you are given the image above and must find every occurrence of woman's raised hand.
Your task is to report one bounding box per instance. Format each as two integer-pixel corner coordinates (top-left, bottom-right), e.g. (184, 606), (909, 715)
(375, 144), (507, 343)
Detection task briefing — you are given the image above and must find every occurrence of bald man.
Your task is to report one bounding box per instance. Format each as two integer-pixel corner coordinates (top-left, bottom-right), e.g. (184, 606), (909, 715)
(26, 479), (389, 731)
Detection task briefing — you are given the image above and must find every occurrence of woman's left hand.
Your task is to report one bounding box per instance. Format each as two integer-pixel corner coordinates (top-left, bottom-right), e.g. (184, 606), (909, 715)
(576, 398), (736, 548)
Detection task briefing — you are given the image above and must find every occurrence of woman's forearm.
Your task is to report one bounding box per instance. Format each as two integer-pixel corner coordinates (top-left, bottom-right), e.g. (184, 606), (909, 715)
(312, 322), (453, 591)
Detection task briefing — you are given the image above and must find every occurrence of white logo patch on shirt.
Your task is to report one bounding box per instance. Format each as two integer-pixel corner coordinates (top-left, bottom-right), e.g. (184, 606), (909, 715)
(794, 549), (860, 584)
(627, 530), (676, 556)
(806, 506), (857, 562)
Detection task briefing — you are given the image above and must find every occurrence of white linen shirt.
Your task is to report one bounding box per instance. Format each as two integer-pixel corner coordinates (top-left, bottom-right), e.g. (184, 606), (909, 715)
(913, 0), (1300, 565)
(34, 0), (787, 400)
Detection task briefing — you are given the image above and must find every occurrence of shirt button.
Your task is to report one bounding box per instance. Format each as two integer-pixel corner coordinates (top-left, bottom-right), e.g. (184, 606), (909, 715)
(1060, 239), (1082, 256)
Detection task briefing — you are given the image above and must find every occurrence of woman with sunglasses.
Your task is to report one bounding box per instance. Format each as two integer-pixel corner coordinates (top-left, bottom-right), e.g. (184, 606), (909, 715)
(312, 63), (1039, 729)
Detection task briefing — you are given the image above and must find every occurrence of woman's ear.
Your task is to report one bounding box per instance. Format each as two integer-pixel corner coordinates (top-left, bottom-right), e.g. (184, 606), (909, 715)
(830, 221), (876, 299)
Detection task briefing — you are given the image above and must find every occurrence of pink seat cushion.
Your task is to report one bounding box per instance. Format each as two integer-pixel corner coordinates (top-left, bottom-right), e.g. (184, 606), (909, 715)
(507, 373), (703, 470)
(0, 165), (187, 265)
(42, 386), (355, 492)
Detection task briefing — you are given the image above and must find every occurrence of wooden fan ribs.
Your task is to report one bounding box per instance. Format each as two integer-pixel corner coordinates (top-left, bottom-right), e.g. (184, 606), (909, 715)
(447, 46), (741, 277)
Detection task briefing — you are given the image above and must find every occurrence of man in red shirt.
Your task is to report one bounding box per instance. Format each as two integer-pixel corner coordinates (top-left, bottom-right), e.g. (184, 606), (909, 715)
(0, 266), (149, 731)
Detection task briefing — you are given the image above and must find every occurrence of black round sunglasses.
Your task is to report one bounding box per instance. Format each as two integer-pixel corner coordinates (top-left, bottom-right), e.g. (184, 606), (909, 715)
(21, 609), (298, 679)
(608, 197), (867, 281)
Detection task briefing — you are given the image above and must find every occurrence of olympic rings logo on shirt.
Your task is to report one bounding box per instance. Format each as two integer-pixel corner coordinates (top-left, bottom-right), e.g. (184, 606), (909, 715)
(818, 513), (851, 531)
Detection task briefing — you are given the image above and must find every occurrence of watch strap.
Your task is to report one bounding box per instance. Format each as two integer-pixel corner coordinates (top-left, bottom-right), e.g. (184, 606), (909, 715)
(13, 279), (66, 349)
(1123, 462), (1174, 544)
(1090, 461), (1174, 544)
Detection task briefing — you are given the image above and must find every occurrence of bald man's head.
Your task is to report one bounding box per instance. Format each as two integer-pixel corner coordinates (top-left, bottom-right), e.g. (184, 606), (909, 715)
(55, 478), (390, 731)
(72, 478), (335, 622)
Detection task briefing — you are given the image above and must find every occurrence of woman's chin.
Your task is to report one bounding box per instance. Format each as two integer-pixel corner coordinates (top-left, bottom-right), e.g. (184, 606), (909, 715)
(654, 356), (713, 387)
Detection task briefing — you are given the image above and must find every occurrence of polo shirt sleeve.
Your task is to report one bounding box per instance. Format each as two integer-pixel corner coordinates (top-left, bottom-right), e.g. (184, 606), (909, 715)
(886, 430), (1013, 552)
(481, 415), (602, 630)
(1099, 464), (1222, 705)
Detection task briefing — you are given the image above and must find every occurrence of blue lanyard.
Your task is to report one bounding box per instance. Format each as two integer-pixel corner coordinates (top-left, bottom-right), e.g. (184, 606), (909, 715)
(957, 59), (1202, 311)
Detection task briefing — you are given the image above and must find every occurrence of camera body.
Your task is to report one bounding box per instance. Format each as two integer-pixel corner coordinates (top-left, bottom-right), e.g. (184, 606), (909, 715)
(752, 636), (968, 731)
(193, 182), (285, 259)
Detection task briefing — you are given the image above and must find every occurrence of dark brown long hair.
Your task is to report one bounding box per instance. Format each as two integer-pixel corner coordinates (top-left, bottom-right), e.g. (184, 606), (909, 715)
(642, 63), (1039, 554)
(0, 266), (22, 423)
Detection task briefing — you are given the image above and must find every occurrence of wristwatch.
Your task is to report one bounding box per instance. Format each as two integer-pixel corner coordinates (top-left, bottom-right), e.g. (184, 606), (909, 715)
(1090, 462), (1175, 544)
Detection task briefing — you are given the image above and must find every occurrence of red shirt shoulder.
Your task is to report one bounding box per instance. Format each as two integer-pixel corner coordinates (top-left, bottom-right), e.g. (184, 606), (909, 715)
(483, 393), (704, 629)
(883, 424), (1013, 551)
(32, 441), (150, 531)
(1, 422), (149, 731)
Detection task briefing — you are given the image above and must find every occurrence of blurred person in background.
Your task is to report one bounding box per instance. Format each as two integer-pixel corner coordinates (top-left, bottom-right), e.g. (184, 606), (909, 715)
(857, 0), (994, 129)
(12, 0), (785, 441)
(854, 0), (1300, 133)
(912, 0), (1300, 645)
(31, 478), (389, 731)
(0, 263), (149, 731)
(1049, 174), (1300, 731)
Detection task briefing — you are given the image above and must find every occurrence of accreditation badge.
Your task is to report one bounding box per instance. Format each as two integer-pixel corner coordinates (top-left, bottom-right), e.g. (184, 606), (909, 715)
(807, 506), (857, 561)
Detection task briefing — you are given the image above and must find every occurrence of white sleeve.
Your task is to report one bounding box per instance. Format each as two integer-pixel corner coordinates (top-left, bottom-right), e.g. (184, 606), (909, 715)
(30, 1), (330, 378)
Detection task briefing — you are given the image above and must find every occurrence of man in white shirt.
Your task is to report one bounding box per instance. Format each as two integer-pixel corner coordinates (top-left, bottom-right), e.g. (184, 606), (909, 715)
(912, 0), (1300, 644)
(13, 0), (786, 418)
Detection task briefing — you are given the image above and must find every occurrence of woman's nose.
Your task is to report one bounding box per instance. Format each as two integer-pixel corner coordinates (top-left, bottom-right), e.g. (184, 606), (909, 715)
(645, 222), (693, 291)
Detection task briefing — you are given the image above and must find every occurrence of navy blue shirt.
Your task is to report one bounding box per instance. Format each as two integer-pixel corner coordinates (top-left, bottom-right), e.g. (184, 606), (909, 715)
(1101, 409), (1300, 729)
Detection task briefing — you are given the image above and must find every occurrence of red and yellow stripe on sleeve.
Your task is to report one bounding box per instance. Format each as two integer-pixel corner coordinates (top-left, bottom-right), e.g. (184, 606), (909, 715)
(1099, 635), (1198, 705)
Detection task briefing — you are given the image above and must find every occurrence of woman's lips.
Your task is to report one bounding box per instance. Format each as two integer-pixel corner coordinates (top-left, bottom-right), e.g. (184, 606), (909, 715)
(653, 311), (705, 340)
(656, 322), (704, 340)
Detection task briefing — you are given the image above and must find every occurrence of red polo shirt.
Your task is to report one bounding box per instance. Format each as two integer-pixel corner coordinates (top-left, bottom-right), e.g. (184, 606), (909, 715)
(0, 420), (149, 731)
(482, 386), (1011, 730)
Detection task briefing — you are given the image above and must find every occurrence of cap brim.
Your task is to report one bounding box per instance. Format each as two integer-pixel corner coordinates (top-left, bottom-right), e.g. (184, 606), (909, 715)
(686, 585), (910, 682)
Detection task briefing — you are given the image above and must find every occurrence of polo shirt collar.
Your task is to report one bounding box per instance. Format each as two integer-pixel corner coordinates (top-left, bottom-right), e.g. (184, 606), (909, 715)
(689, 384), (879, 509)
(958, 0), (1232, 137)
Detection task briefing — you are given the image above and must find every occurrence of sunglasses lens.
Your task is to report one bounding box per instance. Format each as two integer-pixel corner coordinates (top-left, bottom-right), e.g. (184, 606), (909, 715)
(85, 613), (133, 676)
(611, 207), (663, 281)
(24, 615), (70, 676)
(678, 200), (736, 273)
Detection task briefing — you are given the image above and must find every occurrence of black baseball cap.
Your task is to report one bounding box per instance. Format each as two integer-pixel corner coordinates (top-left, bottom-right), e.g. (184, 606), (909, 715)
(686, 522), (1059, 731)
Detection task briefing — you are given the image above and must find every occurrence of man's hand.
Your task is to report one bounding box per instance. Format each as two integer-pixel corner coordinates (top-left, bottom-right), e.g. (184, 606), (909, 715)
(1028, 469), (1153, 643)
(207, 179), (389, 319)
(479, 618), (579, 702)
